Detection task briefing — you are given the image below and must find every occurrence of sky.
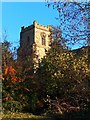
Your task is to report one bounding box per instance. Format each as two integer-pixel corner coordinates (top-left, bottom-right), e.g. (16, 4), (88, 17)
(2, 2), (59, 48)
(1, 1), (89, 50)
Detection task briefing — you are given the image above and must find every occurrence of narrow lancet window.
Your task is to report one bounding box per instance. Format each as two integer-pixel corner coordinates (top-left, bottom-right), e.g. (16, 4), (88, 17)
(41, 32), (46, 45)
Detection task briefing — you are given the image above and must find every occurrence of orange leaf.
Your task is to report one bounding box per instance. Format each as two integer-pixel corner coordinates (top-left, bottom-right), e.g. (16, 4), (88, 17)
(5, 68), (8, 75)
(5, 66), (16, 75)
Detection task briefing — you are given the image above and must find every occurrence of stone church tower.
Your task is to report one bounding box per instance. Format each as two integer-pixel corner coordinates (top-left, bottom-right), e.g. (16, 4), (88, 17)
(18, 20), (51, 69)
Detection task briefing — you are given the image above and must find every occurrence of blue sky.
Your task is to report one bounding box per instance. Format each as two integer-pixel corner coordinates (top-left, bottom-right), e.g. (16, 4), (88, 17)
(2, 1), (88, 50)
(2, 2), (59, 48)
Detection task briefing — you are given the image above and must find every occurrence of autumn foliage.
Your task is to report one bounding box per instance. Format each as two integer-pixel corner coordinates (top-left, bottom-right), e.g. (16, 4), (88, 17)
(2, 38), (90, 117)
(4, 66), (23, 84)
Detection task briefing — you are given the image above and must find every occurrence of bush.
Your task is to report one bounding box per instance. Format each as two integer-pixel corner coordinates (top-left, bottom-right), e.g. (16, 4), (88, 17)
(3, 101), (23, 113)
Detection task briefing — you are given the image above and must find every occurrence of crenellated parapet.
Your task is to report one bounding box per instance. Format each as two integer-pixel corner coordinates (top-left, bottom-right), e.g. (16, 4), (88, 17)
(21, 25), (34, 32)
(21, 20), (52, 33)
(33, 20), (52, 31)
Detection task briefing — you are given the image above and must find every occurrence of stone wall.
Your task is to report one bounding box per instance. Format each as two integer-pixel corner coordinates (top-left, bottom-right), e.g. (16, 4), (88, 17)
(18, 20), (52, 68)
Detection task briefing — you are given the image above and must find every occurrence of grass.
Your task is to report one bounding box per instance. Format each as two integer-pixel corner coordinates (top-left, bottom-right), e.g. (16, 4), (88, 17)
(0, 112), (49, 120)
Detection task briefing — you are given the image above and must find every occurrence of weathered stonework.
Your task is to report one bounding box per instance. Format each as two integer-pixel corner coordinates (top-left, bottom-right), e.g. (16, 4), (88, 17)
(18, 20), (52, 69)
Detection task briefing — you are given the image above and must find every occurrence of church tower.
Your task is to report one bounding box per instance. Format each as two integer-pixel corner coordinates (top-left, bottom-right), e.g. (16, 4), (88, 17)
(18, 20), (52, 69)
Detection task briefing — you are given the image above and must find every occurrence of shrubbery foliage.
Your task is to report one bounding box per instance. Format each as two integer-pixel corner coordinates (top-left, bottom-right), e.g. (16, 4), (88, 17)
(2, 40), (90, 117)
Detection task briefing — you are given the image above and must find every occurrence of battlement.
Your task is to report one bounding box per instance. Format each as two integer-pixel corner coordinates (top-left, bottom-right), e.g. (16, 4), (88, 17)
(21, 25), (34, 32)
(21, 20), (52, 32)
(33, 20), (52, 31)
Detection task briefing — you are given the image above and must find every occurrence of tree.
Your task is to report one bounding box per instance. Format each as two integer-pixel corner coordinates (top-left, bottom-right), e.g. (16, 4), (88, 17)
(37, 43), (90, 115)
(2, 41), (14, 71)
(51, 26), (68, 49)
(2, 40), (39, 113)
(46, 1), (90, 48)
(2, 40), (23, 112)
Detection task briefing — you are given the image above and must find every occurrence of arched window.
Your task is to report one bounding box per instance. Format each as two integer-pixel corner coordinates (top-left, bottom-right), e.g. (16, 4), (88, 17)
(41, 32), (46, 45)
